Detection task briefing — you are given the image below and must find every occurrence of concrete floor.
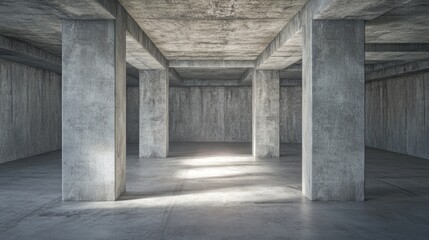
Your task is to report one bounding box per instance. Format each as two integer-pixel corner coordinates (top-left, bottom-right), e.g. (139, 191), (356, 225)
(0, 143), (429, 240)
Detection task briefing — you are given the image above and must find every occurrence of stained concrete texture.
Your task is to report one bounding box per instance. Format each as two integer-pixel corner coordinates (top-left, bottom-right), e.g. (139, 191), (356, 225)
(365, 72), (429, 159)
(139, 70), (169, 158)
(169, 87), (252, 142)
(0, 35), (61, 73)
(62, 18), (126, 201)
(252, 70), (280, 157)
(280, 86), (302, 143)
(127, 86), (302, 144)
(1, 143), (429, 239)
(126, 87), (139, 143)
(302, 20), (365, 201)
(0, 59), (61, 164)
(119, 0), (307, 60)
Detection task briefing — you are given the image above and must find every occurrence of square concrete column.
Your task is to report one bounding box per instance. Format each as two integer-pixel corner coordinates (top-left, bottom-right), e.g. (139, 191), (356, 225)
(139, 70), (169, 158)
(302, 19), (365, 201)
(62, 9), (126, 201)
(252, 70), (280, 157)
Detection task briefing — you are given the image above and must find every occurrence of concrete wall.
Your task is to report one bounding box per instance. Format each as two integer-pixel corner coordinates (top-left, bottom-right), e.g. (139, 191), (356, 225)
(125, 86), (302, 143)
(365, 72), (429, 159)
(169, 86), (252, 142)
(280, 86), (302, 143)
(0, 59), (61, 164)
(126, 87), (139, 143)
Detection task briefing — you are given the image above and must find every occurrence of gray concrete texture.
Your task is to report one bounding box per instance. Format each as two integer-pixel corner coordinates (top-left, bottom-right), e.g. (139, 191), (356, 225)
(0, 0), (427, 83)
(0, 35), (61, 73)
(302, 20), (365, 201)
(139, 70), (169, 158)
(366, 72), (429, 160)
(124, 76), (429, 161)
(126, 87), (139, 143)
(169, 86), (252, 142)
(252, 70), (280, 157)
(2, 143), (429, 239)
(62, 16), (126, 201)
(0, 59), (61, 164)
(119, 0), (307, 60)
(127, 86), (302, 144)
(280, 86), (302, 143)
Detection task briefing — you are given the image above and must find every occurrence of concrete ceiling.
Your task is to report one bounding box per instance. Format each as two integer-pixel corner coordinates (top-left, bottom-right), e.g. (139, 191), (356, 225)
(0, 0), (114, 55)
(119, 0), (307, 61)
(0, 0), (428, 84)
(366, 0), (429, 43)
(0, 1), (62, 54)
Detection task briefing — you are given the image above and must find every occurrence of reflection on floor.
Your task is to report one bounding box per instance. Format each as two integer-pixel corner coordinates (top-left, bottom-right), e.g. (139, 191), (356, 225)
(1, 143), (429, 239)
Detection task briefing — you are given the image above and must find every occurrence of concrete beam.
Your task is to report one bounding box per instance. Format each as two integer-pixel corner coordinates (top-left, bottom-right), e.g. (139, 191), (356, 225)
(169, 60), (255, 69)
(175, 79), (241, 87)
(0, 35), (61, 73)
(256, 0), (413, 70)
(239, 68), (253, 85)
(125, 10), (167, 70)
(39, 0), (116, 19)
(280, 79), (302, 86)
(366, 59), (429, 82)
(168, 78), (302, 87)
(283, 64), (377, 73)
(314, 0), (414, 20)
(169, 68), (183, 85)
(366, 43), (429, 52)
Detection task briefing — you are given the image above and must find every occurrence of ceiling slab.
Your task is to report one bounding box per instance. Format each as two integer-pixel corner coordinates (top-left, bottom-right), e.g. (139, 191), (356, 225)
(119, 0), (307, 60)
(0, 0), (116, 54)
(366, 0), (429, 43)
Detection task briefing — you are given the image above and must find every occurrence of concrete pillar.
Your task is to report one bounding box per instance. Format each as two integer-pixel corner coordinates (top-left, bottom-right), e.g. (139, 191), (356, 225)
(62, 8), (126, 201)
(139, 70), (169, 158)
(252, 70), (280, 157)
(302, 19), (365, 201)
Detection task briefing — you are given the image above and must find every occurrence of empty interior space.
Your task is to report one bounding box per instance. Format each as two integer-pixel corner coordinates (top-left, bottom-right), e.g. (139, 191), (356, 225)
(1, 0), (429, 239)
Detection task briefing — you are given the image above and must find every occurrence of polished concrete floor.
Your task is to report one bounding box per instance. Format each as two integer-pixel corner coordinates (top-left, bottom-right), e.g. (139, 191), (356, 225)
(1, 143), (429, 240)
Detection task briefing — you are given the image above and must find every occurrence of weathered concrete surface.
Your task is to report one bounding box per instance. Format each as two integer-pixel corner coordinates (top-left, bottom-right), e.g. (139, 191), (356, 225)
(255, 0), (413, 70)
(239, 68), (253, 85)
(366, 0), (429, 43)
(366, 43), (429, 52)
(252, 70), (279, 157)
(302, 20), (365, 201)
(62, 16), (126, 201)
(169, 60), (255, 68)
(0, 0), (116, 54)
(124, 8), (167, 70)
(365, 72), (429, 160)
(366, 59), (429, 82)
(169, 87), (252, 142)
(119, 0), (307, 60)
(2, 144), (429, 239)
(0, 0), (168, 75)
(0, 35), (61, 73)
(173, 79), (241, 87)
(0, 59), (61, 164)
(174, 68), (246, 80)
(280, 86), (302, 144)
(126, 87), (139, 144)
(139, 70), (169, 158)
(128, 86), (300, 143)
(169, 68), (183, 86)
